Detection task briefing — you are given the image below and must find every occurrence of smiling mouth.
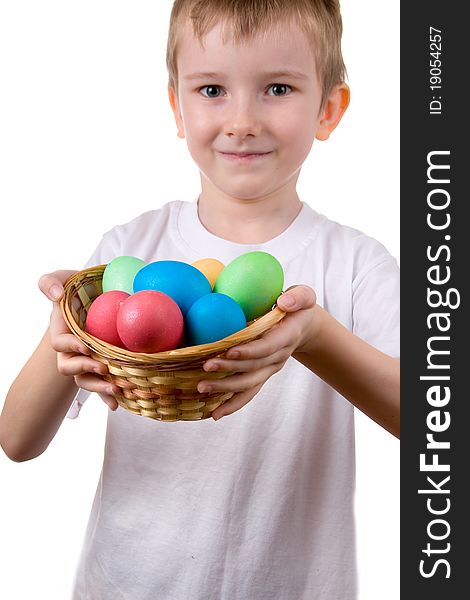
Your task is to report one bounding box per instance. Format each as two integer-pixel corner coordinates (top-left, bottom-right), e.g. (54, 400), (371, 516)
(219, 151), (273, 162)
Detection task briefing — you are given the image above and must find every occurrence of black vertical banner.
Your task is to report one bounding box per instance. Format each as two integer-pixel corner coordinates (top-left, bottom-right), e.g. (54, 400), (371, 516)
(401, 3), (469, 598)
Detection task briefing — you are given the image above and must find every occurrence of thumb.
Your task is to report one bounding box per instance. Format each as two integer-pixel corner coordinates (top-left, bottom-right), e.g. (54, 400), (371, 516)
(38, 270), (77, 302)
(277, 285), (316, 312)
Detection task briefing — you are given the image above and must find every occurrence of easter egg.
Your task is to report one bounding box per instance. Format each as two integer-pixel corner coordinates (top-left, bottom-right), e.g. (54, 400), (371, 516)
(214, 251), (284, 321)
(191, 258), (225, 289)
(185, 293), (247, 346)
(102, 255), (147, 294)
(133, 260), (212, 315)
(85, 290), (130, 347)
(116, 290), (184, 353)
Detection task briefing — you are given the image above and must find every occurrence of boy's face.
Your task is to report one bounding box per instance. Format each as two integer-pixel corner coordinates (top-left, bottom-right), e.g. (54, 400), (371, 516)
(170, 20), (347, 202)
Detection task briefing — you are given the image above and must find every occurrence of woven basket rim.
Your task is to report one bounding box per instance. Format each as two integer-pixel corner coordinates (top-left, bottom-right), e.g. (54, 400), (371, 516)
(60, 264), (286, 366)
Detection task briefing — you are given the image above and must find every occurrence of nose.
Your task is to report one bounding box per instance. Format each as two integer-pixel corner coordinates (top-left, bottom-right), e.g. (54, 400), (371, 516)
(223, 96), (262, 139)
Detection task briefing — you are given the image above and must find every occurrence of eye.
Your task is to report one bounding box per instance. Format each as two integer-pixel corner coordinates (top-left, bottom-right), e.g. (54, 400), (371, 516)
(199, 85), (224, 98)
(267, 84), (292, 96)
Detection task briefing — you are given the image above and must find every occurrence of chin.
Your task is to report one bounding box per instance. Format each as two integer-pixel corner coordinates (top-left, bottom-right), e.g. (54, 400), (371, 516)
(223, 188), (275, 202)
(216, 178), (278, 201)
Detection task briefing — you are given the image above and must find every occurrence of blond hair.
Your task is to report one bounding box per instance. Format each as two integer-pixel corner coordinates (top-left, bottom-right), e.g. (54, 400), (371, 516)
(166, 0), (346, 109)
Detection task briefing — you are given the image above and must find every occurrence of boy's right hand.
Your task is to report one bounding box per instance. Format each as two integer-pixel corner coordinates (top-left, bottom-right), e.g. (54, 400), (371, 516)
(38, 271), (119, 410)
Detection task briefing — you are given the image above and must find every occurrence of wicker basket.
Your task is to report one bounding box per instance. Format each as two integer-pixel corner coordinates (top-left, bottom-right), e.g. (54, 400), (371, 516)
(60, 265), (286, 421)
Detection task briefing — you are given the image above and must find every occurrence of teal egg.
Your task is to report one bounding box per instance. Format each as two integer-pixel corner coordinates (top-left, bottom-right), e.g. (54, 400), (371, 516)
(214, 251), (284, 321)
(102, 255), (147, 295)
(185, 293), (246, 346)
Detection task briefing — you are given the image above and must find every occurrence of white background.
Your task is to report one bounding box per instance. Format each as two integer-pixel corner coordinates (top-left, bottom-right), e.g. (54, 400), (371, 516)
(0, 1), (400, 599)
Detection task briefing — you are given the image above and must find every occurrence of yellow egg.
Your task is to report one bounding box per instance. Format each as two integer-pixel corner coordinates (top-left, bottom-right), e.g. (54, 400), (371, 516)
(191, 258), (225, 289)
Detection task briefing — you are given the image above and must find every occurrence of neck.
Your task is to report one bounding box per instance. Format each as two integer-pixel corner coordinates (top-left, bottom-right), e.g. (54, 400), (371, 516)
(197, 178), (303, 244)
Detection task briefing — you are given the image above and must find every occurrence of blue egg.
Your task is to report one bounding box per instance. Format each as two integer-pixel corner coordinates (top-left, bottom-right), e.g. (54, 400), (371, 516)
(133, 260), (212, 316)
(185, 293), (247, 346)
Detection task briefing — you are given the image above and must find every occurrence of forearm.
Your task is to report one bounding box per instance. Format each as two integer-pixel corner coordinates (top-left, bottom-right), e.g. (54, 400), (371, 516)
(294, 305), (400, 438)
(0, 330), (78, 461)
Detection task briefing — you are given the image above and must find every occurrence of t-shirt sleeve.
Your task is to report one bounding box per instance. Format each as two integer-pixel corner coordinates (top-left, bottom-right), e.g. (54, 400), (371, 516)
(351, 241), (400, 359)
(66, 229), (121, 419)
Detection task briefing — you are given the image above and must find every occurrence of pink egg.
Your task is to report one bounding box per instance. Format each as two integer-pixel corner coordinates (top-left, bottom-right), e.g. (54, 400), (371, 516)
(85, 290), (130, 347)
(117, 290), (184, 353)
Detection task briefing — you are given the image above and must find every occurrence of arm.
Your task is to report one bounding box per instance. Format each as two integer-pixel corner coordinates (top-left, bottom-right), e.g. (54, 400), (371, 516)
(0, 272), (119, 462)
(198, 286), (400, 438)
(293, 304), (399, 437)
(0, 329), (80, 461)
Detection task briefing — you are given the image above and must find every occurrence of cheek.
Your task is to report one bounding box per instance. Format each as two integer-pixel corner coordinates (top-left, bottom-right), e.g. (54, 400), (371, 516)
(183, 113), (215, 152)
(279, 105), (317, 138)
(182, 114), (216, 169)
(180, 101), (213, 135)
(277, 113), (317, 163)
(184, 130), (212, 169)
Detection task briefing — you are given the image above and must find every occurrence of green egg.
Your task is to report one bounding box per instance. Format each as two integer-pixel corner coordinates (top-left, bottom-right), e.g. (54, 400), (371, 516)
(102, 255), (147, 295)
(214, 251), (284, 321)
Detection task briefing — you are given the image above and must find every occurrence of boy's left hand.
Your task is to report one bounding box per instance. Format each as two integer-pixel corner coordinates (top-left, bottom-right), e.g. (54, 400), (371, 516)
(199, 285), (316, 420)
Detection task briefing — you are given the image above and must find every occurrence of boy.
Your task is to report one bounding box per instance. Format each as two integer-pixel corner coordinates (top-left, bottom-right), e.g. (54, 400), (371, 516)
(0, 1), (399, 599)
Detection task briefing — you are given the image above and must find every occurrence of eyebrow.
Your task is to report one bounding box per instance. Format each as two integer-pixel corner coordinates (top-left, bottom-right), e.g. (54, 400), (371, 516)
(262, 70), (309, 80)
(183, 69), (309, 81)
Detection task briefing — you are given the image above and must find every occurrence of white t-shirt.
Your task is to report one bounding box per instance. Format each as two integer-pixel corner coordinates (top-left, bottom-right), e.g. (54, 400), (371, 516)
(70, 199), (399, 600)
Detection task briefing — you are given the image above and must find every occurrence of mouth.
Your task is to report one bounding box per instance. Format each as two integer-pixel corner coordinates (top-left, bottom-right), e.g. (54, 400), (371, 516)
(218, 151), (273, 163)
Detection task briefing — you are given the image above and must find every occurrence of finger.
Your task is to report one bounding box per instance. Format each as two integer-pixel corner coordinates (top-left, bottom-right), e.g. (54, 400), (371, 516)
(38, 270), (77, 301)
(49, 301), (71, 335)
(74, 373), (119, 396)
(198, 363), (283, 394)
(222, 323), (296, 361)
(49, 303), (91, 355)
(212, 384), (263, 420)
(277, 285), (316, 312)
(98, 393), (119, 411)
(51, 333), (92, 355)
(204, 347), (290, 374)
(58, 354), (108, 377)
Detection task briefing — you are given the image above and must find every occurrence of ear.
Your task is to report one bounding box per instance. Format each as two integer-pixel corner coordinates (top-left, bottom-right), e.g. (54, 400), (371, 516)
(315, 83), (350, 141)
(168, 86), (186, 139)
